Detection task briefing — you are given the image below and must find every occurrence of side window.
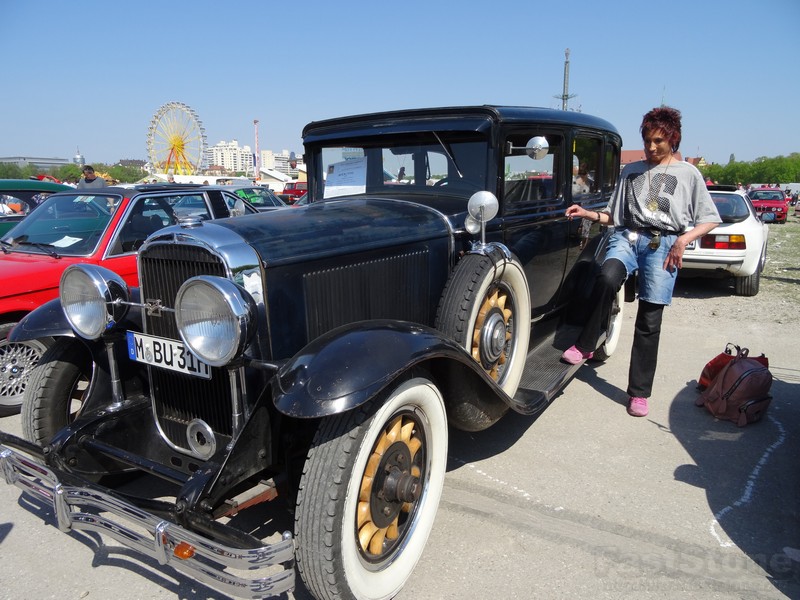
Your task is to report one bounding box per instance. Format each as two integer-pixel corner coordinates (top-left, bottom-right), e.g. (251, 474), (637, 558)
(602, 141), (620, 196)
(110, 197), (171, 255)
(503, 133), (562, 206)
(571, 136), (602, 201)
(170, 194), (212, 221)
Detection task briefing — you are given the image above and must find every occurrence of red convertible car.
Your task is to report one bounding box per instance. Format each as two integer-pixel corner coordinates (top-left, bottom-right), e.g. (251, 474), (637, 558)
(0, 184), (255, 414)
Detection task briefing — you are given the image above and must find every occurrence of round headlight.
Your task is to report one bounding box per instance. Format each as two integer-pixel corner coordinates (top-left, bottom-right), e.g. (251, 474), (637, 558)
(175, 276), (256, 367)
(60, 264), (130, 339)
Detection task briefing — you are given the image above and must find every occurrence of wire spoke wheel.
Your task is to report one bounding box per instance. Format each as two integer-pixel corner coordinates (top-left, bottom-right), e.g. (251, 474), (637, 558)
(147, 101), (206, 175)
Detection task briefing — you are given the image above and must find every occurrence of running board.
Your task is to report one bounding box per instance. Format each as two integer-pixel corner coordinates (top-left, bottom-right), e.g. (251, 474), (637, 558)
(510, 325), (601, 415)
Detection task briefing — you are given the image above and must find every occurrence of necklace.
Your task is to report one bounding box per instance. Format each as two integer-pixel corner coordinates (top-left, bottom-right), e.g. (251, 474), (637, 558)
(645, 156), (672, 212)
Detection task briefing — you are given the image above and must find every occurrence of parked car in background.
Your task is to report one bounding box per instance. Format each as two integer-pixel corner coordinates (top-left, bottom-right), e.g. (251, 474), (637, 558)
(0, 179), (72, 236)
(223, 185), (288, 211)
(681, 186), (769, 296)
(1, 106), (626, 599)
(749, 187), (788, 223)
(281, 180), (307, 203)
(0, 184), (256, 415)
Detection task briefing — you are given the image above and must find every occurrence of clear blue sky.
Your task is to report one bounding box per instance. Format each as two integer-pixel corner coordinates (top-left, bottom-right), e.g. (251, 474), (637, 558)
(2, 0), (798, 167)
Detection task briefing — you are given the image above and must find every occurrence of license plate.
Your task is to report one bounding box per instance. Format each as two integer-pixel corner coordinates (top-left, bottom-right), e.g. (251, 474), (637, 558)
(126, 331), (211, 379)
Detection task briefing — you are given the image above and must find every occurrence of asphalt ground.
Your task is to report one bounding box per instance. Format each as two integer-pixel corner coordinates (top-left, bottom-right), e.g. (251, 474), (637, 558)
(1, 274), (798, 600)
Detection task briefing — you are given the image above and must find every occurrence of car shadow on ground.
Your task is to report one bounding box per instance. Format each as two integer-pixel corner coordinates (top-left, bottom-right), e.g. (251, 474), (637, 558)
(446, 410), (540, 472)
(668, 374), (800, 596)
(674, 275), (738, 298)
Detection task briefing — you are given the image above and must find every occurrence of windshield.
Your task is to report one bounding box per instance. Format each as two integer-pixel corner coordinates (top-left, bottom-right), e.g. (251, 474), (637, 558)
(233, 187), (285, 208)
(312, 132), (490, 202)
(1, 192), (121, 255)
(749, 190), (784, 201)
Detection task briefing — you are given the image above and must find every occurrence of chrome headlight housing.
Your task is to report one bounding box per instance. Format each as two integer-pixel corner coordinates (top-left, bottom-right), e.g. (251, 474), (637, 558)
(175, 276), (257, 367)
(60, 264), (130, 340)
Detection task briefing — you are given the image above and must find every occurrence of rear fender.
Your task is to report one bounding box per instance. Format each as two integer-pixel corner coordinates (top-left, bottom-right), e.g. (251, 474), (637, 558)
(271, 319), (507, 420)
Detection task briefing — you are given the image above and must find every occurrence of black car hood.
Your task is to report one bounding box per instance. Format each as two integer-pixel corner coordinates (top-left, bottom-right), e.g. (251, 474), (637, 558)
(213, 197), (453, 267)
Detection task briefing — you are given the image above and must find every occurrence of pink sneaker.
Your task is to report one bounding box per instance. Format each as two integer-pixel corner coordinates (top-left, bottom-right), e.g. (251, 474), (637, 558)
(627, 397), (649, 417)
(561, 345), (593, 365)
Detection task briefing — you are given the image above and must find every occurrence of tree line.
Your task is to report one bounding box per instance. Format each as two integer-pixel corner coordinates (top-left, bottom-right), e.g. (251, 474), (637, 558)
(699, 153), (800, 186)
(0, 162), (147, 184)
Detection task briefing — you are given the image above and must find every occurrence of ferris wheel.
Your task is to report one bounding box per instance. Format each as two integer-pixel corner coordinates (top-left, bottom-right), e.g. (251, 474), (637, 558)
(147, 101), (207, 175)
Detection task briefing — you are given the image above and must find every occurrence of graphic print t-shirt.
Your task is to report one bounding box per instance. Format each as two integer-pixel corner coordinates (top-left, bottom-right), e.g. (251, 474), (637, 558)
(605, 160), (720, 232)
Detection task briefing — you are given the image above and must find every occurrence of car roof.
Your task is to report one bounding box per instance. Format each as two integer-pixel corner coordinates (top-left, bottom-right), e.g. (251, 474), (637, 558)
(0, 179), (72, 192)
(303, 105), (620, 142)
(47, 184), (234, 196)
(220, 185), (275, 192)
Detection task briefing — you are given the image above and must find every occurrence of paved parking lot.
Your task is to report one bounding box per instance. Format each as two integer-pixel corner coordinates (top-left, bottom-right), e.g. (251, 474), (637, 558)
(1, 277), (798, 599)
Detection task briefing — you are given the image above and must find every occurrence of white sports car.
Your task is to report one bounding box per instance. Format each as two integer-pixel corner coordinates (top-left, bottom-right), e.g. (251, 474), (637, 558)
(681, 186), (769, 296)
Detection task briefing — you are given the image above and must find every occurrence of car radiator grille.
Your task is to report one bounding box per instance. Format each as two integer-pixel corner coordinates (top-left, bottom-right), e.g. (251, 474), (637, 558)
(138, 243), (233, 451)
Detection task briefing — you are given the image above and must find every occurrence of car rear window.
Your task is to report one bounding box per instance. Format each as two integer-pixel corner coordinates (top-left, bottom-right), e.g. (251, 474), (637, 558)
(711, 193), (750, 223)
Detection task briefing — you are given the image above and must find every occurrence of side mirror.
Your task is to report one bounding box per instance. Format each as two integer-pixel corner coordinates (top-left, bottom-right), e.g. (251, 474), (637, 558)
(525, 136), (550, 160)
(465, 191), (499, 246)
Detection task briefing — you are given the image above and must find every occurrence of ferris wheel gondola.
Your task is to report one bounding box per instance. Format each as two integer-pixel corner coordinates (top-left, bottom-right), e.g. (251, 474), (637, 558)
(147, 101), (207, 175)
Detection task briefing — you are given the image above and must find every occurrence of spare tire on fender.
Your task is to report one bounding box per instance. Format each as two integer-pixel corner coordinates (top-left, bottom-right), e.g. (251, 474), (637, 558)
(435, 248), (531, 418)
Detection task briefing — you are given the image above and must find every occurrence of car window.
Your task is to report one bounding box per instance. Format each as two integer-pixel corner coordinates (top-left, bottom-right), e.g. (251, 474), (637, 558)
(750, 190), (783, 201)
(711, 193), (750, 223)
(318, 134), (489, 200)
(170, 194), (212, 221)
(1, 193), (119, 255)
(0, 191), (58, 215)
(109, 196), (174, 255)
(571, 135), (603, 201)
(503, 132), (563, 207)
(234, 187), (283, 208)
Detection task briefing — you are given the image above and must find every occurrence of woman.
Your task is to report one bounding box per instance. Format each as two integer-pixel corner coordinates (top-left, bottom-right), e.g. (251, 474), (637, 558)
(562, 106), (720, 417)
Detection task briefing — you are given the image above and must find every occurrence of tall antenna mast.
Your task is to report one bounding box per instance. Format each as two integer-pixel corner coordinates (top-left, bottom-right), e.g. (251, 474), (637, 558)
(555, 48), (577, 110)
(253, 119), (260, 181)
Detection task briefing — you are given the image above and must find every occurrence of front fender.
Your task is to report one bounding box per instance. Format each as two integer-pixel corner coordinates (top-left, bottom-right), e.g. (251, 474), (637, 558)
(10, 289), (143, 343)
(272, 319), (493, 418)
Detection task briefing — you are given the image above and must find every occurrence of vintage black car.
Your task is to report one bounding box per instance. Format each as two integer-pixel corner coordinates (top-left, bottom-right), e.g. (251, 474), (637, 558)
(0, 106), (624, 600)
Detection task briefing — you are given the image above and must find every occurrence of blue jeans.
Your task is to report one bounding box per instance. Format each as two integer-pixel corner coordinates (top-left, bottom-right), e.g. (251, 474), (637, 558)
(604, 228), (678, 305)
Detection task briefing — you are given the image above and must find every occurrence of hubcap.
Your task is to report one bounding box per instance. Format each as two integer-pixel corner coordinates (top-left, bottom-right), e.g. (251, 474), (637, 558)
(0, 341), (43, 398)
(357, 413), (424, 560)
(471, 286), (513, 381)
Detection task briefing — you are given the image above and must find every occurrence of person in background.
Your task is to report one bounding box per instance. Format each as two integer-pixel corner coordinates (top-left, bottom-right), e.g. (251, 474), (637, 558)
(77, 166), (106, 189)
(561, 106), (721, 417)
(167, 174), (176, 183)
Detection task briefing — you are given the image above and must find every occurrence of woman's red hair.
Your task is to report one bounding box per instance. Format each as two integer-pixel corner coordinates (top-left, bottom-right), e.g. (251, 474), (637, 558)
(640, 106), (682, 152)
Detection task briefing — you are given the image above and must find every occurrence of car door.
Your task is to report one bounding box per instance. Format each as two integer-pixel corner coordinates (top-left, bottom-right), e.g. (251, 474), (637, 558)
(500, 129), (570, 318)
(558, 132), (620, 303)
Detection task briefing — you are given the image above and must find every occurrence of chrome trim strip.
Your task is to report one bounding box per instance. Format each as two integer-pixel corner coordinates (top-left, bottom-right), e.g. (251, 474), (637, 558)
(0, 444), (295, 599)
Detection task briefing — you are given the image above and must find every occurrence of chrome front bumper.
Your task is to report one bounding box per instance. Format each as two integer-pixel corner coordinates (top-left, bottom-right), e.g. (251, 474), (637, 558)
(0, 442), (295, 599)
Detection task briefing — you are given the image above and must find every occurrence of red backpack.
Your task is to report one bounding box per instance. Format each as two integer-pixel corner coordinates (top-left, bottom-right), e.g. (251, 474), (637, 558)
(695, 346), (773, 427)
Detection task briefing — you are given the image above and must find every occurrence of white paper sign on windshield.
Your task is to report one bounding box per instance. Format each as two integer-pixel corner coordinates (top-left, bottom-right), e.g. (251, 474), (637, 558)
(324, 157), (367, 198)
